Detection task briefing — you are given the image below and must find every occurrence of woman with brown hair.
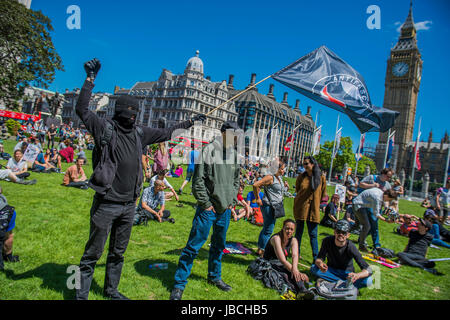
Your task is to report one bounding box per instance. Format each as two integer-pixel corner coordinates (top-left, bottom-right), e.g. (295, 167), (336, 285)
(262, 219), (314, 299)
(293, 156), (327, 261)
(152, 142), (169, 176)
(253, 159), (286, 257)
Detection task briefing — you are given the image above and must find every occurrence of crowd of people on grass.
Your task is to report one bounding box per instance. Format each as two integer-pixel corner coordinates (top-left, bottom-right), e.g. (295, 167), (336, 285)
(1, 58), (449, 301)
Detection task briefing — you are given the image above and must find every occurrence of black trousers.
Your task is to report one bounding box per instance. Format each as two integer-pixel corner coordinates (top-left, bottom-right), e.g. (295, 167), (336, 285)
(397, 252), (435, 269)
(16, 172), (30, 179)
(66, 181), (88, 189)
(76, 196), (135, 300)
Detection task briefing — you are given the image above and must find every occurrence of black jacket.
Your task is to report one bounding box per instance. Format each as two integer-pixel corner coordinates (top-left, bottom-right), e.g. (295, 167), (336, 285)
(75, 80), (193, 201)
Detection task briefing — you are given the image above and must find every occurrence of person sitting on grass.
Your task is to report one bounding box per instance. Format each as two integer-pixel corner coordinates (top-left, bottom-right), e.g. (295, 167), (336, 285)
(13, 137), (28, 152)
(320, 194), (340, 229)
(397, 218), (441, 275)
(169, 164), (184, 178)
(0, 166), (36, 185)
(423, 209), (450, 248)
(44, 148), (62, 173)
(57, 138), (70, 152)
(0, 143), (11, 160)
(149, 170), (179, 202)
(421, 198), (432, 208)
(77, 147), (88, 165)
(0, 188), (20, 270)
(6, 150), (30, 180)
(137, 180), (174, 223)
(231, 184), (251, 221)
(33, 151), (56, 173)
(263, 219), (314, 300)
(59, 143), (75, 164)
(396, 214), (418, 236)
(48, 148), (62, 172)
(63, 157), (89, 190)
(311, 220), (373, 289)
(320, 194), (329, 212)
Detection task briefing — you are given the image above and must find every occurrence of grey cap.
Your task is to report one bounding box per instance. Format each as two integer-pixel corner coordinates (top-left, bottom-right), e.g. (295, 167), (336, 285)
(335, 220), (350, 233)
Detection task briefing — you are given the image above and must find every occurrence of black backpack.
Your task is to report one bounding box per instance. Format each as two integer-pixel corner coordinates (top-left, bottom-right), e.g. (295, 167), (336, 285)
(133, 207), (152, 226)
(372, 247), (396, 259)
(92, 122), (144, 170)
(0, 205), (15, 271)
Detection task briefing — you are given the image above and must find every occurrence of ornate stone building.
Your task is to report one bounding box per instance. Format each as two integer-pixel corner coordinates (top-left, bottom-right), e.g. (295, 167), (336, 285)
(229, 73), (315, 166)
(404, 132), (450, 183)
(109, 51), (238, 142)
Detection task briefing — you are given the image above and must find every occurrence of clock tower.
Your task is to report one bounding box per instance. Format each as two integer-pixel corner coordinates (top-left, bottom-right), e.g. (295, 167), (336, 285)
(377, 1), (422, 172)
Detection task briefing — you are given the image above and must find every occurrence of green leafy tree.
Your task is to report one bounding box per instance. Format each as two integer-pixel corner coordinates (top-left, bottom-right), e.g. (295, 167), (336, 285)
(0, 0), (64, 110)
(5, 119), (21, 135)
(315, 136), (376, 176)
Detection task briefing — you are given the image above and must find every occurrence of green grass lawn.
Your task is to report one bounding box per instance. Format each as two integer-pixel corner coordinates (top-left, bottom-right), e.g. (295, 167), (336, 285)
(0, 139), (449, 300)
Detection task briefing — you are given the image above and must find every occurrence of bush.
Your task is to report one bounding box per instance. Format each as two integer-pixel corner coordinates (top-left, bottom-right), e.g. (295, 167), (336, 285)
(5, 119), (21, 136)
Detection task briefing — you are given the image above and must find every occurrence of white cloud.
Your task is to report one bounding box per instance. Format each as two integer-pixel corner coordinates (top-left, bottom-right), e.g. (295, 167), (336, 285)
(395, 20), (432, 33)
(415, 20), (433, 31)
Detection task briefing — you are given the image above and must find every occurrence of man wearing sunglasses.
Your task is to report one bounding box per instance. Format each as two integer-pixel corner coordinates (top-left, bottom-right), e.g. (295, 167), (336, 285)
(311, 220), (373, 289)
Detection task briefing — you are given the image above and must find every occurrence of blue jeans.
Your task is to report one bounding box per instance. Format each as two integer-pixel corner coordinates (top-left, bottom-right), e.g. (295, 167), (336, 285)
(295, 220), (319, 260)
(310, 265), (372, 289)
(356, 208), (381, 248)
(173, 206), (231, 290)
(257, 204), (276, 250)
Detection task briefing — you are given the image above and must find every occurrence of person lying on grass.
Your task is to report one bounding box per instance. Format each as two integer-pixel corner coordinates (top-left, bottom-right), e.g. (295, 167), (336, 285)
(397, 218), (442, 275)
(311, 220), (373, 289)
(423, 209), (450, 249)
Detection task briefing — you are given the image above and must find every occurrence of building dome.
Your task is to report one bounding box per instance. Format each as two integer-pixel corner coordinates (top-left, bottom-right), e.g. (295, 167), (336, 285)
(185, 50), (204, 74)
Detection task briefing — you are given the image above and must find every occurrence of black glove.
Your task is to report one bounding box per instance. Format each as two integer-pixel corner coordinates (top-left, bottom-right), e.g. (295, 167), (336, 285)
(84, 58), (101, 79)
(158, 117), (167, 129)
(191, 114), (206, 124)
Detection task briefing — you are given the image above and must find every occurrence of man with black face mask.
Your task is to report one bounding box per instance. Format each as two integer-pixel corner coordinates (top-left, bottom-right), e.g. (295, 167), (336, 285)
(74, 58), (205, 300)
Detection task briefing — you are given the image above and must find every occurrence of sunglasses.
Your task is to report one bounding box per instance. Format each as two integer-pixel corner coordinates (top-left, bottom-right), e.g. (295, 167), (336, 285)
(336, 230), (347, 235)
(303, 162), (311, 166)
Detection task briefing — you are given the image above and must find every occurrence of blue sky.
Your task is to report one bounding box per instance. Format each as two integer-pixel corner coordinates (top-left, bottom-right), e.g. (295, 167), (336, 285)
(31, 0), (450, 151)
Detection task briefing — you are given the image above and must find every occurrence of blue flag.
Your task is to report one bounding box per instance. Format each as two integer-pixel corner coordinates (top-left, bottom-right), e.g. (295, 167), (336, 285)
(386, 135), (395, 167)
(272, 46), (399, 133)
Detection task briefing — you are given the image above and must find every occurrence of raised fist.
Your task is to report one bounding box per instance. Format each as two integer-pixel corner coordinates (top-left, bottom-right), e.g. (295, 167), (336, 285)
(84, 58), (101, 80)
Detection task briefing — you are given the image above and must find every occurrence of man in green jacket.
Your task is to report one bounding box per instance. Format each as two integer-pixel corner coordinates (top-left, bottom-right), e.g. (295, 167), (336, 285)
(170, 121), (241, 300)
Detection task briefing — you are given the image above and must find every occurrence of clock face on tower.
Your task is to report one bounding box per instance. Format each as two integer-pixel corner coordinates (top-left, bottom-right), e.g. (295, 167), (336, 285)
(392, 62), (409, 77)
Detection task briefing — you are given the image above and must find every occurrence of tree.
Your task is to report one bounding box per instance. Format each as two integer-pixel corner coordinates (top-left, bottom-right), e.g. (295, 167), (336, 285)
(315, 136), (376, 176)
(0, 0), (64, 110)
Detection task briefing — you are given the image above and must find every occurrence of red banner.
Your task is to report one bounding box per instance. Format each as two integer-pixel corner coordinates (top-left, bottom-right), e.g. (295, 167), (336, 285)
(0, 110), (41, 122)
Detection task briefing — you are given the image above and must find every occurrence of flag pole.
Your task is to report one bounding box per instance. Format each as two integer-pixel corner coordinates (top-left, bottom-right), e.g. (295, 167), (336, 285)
(206, 75), (272, 117)
(355, 134), (362, 178)
(286, 122), (301, 174)
(383, 128), (391, 169)
(408, 117), (421, 200)
(328, 114), (340, 183)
